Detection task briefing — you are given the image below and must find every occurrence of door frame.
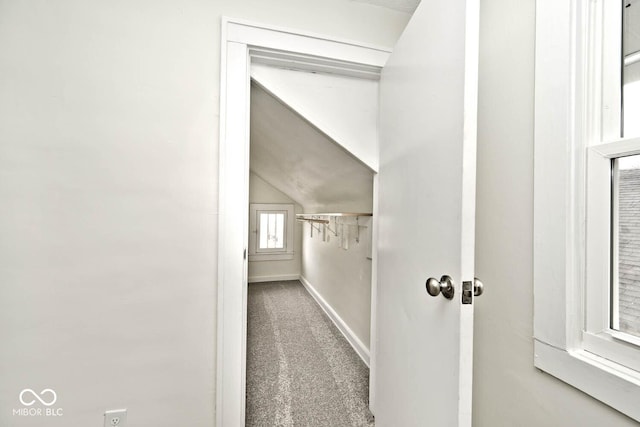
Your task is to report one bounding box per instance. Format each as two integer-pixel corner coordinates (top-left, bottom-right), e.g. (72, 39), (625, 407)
(217, 18), (391, 427)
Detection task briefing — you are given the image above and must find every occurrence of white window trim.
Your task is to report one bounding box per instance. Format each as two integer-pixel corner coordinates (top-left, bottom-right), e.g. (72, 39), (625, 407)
(248, 203), (294, 261)
(585, 140), (640, 375)
(534, 0), (640, 421)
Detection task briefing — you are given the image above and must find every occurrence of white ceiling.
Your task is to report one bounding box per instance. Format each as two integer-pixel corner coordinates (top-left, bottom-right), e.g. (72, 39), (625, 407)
(251, 63), (380, 171)
(352, 0), (420, 14)
(250, 83), (374, 213)
(247, 0), (419, 212)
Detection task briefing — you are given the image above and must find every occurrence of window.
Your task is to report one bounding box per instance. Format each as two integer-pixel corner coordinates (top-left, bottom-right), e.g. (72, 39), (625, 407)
(258, 211), (285, 251)
(612, 155), (640, 339)
(249, 204), (294, 261)
(583, 0), (640, 374)
(535, 0), (640, 421)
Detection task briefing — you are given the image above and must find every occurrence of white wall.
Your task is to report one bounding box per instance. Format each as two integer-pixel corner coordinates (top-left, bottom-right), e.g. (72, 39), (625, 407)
(251, 64), (380, 171)
(7, 0), (636, 424)
(249, 82), (375, 214)
(0, 1), (409, 425)
(301, 216), (373, 349)
(248, 173), (302, 282)
(474, 0), (639, 425)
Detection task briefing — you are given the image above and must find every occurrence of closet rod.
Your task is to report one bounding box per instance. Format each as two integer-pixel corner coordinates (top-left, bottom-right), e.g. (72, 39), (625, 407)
(295, 218), (330, 224)
(296, 212), (372, 218)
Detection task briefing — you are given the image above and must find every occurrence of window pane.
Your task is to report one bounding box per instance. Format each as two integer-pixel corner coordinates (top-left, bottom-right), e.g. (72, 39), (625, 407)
(259, 213), (268, 249)
(258, 211), (285, 250)
(268, 213), (276, 248)
(276, 213), (285, 248)
(623, 0), (640, 138)
(613, 154), (640, 337)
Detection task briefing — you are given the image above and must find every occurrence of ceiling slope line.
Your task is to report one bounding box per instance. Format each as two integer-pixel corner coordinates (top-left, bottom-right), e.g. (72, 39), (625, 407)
(251, 65), (380, 173)
(249, 84), (374, 213)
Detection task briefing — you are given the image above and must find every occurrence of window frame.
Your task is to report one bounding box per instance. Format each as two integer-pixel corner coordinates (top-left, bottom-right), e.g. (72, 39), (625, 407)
(534, 0), (640, 421)
(248, 203), (295, 261)
(585, 140), (640, 374)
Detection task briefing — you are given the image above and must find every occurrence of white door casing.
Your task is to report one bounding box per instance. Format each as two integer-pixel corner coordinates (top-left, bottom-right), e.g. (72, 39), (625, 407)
(217, 18), (390, 427)
(375, 0), (479, 425)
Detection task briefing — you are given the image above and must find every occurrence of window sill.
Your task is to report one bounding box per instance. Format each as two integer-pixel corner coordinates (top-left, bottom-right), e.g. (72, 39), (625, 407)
(248, 252), (294, 262)
(534, 339), (640, 421)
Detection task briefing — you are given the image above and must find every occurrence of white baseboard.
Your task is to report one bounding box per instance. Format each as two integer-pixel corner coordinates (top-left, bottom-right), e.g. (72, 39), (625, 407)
(299, 275), (370, 367)
(248, 274), (300, 283)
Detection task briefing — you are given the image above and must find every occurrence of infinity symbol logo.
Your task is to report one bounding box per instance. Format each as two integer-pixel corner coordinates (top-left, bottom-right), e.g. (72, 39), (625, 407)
(19, 389), (57, 407)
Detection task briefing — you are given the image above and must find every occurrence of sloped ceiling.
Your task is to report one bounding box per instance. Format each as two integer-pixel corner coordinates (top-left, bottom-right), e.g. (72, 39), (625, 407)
(250, 82), (374, 213)
(353, 0), (420, 14)
(251, 63), (379, 171)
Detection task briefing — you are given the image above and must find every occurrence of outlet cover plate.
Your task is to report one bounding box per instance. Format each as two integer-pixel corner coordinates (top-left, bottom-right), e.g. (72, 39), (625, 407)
(104, 409), (127, 427)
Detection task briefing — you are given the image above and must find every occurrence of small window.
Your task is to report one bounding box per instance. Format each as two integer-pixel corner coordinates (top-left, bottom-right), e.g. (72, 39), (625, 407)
(258, 211), (286, 251)
(249, 204), (294, 261)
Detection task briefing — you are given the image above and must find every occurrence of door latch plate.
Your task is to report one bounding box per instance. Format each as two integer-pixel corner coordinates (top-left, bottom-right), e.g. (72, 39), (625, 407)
(462, 280), (473, 304)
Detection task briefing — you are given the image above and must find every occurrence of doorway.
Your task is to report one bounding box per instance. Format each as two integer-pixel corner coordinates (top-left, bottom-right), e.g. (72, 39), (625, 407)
(217, 18), (390, 427)
(245, 71), (376, 424)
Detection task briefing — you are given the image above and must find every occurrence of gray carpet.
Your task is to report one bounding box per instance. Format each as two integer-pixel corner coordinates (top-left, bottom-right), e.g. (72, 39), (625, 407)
(246, 280), (374, 427)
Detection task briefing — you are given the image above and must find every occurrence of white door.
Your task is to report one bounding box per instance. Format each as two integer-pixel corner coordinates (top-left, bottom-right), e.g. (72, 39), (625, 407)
(374, 0), (480, 425)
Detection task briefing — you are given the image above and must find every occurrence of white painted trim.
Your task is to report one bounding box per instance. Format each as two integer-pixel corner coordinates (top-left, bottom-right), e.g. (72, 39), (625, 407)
(217, 17), (388, 427)
(583, 137), (640, 374)
(248, 253), (295, 262)
(534, 0), (640, 421)
(368, 174), (379, 415)
(601, 0), (623, 141)
(534, 340), (640, 421)
(299, 275), (370, 367)
(249, 203), (295, 257)
(224, 17), (392, 67)
(458, 1), (480, 424)
(533, 0), (576, 351)
(248, 274), (300, 283)
(217, 34), (250, 427)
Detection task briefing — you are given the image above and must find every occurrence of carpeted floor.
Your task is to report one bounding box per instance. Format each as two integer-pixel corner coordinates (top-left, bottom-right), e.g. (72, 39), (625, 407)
(246, 280), (374, 427)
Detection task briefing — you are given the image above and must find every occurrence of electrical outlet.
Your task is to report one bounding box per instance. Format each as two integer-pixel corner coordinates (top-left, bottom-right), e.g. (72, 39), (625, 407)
(104, 409), (127, 427)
